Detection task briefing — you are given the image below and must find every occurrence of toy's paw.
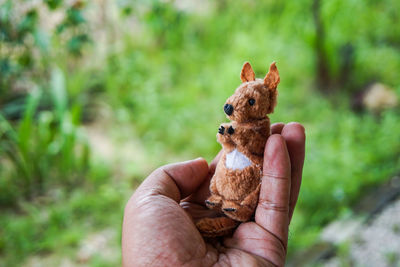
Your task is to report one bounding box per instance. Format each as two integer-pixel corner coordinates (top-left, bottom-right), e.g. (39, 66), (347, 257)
(218, 123), (233, 135)
(196, 217), (239, 237)
(218, 125), (225, 134)
(205, 195), (222, 210)
(223, 207), (236, 212)
(222, 200), (253, 222)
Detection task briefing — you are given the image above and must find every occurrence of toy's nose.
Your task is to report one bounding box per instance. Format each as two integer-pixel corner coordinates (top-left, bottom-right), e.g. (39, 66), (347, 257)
(224, 104), (234, 116)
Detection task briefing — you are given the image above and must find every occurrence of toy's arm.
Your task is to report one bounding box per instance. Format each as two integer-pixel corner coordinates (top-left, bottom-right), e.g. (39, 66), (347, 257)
(217, 122), (236, 151)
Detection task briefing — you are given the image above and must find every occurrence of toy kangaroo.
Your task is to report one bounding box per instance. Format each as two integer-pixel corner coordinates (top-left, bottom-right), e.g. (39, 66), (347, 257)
(196, 61), (280, 237)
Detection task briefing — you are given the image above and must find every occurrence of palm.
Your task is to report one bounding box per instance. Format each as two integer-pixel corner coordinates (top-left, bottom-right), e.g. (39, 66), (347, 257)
(181, 201), (286, 266)
(122, 123), (305, 267)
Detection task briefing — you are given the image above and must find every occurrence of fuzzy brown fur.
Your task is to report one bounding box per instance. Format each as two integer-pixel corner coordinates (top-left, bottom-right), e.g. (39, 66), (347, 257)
(196, 62), (280, 237)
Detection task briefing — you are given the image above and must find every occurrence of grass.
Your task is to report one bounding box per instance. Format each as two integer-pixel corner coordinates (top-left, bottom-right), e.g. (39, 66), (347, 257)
(0, 68), (90, 204)
(0, 182), (128, 266)
(1, 0), (400, 265)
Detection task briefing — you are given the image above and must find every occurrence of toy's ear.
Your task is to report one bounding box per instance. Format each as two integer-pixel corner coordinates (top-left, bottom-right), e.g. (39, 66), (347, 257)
(240, 62), (255, 82)
(264, 62), (280, 89)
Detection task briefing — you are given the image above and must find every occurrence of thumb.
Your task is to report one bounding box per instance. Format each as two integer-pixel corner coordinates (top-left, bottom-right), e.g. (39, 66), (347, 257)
(136, 158), (209, 202)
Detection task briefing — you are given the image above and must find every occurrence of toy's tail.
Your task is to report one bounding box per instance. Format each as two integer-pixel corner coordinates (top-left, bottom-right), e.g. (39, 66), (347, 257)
(196, 216), (239, 237)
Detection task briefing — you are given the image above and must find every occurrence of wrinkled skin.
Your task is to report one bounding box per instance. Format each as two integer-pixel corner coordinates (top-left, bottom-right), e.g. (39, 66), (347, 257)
(122, 123), (305, 267)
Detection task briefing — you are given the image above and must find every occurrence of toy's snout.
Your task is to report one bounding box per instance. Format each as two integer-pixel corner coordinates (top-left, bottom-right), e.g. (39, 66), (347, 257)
(224, 104), (234, 116)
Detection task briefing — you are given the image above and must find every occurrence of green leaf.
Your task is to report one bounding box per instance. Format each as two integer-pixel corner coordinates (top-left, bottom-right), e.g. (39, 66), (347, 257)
(33, 29), (50, 52)
(17, 9), (38, 35)
(50, 67), (67, 120)
(66, 34), (89, 55)
(44, 0), (63, 10)
(18, 87), (42, 155)
(66, 8), (86, 26)
(0, 0), (12, 23)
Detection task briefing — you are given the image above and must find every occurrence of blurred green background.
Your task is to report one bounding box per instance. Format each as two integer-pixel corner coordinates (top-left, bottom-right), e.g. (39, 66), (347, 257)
(1, 0), (400, 265)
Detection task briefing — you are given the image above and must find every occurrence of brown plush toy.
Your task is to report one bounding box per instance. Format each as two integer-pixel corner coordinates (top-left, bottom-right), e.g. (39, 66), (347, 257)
(196, 61), (280, 237)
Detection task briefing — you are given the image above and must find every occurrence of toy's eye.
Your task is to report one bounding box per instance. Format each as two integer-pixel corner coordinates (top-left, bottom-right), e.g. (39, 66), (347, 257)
(248, 98), (255, 106)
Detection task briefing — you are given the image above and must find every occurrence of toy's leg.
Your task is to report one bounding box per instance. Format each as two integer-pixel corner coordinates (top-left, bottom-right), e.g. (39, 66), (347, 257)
(221, 200), (252, 222)
(205, 195), (222, 210)
(205, 177), (223, 210)
(221, 184), (261, 222)
(240, 183), (261, 210)
(196, 217), (239, 237)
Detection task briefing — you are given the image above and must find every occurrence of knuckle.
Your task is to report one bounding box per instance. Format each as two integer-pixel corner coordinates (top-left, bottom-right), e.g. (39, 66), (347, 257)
(258, 198), (289, 213)
(262, 172), (290, 180)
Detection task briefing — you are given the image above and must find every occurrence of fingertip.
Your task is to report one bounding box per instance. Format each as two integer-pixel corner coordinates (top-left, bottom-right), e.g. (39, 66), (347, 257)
(281, 122), (306, 161)
(192, 157), (209, 170)
(190, 157), (210, 181)
(283, 122), (306, 140)
(271, 122), (285, 134)
(185, 157), (210, 183)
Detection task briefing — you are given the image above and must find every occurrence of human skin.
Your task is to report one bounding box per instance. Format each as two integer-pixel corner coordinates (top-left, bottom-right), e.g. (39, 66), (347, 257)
(122, 122), (305, 267)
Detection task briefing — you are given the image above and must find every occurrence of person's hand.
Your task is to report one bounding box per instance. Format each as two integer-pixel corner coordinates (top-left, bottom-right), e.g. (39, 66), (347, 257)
(122, 122), (305, 266)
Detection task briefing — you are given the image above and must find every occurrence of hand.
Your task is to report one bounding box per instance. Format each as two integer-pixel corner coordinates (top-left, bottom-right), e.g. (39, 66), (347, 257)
(122, 122), (305, 266)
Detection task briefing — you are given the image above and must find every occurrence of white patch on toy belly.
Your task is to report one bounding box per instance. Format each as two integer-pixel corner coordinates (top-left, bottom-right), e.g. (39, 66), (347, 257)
(225, 148), (252, 170)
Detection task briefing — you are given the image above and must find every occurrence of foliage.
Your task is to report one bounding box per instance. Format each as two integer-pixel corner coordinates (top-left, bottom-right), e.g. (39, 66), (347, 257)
(0, 0), (90, 102)
(1, 0), (400, 265)
(312, 0), (400, 92)
(0, 182), (125, 266)
(0, 68), (89, 204)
